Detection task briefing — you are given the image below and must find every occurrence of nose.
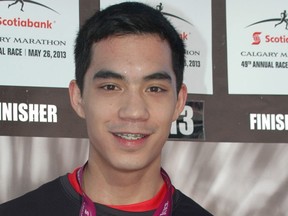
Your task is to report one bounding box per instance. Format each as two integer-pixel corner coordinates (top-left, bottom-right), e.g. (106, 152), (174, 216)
(118, 91), (149, 121)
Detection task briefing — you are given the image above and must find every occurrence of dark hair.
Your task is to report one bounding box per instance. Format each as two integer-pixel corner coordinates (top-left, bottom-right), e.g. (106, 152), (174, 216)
(74, 2), (185, 94)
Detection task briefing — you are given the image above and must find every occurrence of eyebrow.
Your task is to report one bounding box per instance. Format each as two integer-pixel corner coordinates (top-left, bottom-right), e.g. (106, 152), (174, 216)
(143, 72), (172, 82)
(93, 70), (172, 82)
(93, 70), (124, 80)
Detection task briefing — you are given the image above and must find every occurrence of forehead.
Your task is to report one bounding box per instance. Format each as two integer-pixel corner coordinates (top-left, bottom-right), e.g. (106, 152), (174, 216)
(88, 34), (174, 79)
(93, 34), (170, 52)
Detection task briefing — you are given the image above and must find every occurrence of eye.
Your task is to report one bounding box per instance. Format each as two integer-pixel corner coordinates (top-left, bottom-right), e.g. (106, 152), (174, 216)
(101, 84), (120, 91)
(147, 86), (166, 93)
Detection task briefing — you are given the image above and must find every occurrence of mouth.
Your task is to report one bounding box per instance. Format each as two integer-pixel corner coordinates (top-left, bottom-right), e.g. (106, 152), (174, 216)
(114, 133), (147, 141)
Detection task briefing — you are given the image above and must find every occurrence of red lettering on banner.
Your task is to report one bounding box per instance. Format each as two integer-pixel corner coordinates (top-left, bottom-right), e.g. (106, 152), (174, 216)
(179, 32), (189, 40)
(265, 35), (288, 43)
(0, 17), (53, 29)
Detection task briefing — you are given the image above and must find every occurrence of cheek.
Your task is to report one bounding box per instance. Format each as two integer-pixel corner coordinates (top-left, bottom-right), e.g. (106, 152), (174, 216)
(83, 99), (115, 124)
(151, 104), (176, 126)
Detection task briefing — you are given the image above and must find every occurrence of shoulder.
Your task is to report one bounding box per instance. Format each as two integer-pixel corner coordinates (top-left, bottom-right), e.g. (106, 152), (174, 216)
(172, 189), (213, 216)
(0, 175), (80, 216)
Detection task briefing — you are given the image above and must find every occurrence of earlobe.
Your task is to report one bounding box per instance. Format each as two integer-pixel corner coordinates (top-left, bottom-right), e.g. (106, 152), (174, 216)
(69, 80), (86, 119)
(173, 84), (187, 121)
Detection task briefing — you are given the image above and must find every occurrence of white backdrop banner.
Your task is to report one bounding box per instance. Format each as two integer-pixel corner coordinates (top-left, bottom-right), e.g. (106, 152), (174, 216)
(0, 0), (79, 88)
(227, 0), (288, 95)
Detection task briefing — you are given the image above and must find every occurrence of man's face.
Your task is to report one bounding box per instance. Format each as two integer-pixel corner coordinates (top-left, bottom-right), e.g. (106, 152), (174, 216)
(70, 34), (187, 172)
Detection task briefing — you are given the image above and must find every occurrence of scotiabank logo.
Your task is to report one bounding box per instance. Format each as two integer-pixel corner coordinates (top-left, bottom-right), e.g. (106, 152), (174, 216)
(4, 0), (59, 14)
(155, 3), (192, 41)
(252, 32), (262, 45)
(156, 3), (193, 26)
(246, 10), (288, 30)
(0, 0), (59, 29)
(247, 10), (288, 45)
(179, 32), (190, 40)
(0, 17), (53, 29)
(251, 31), (288, 45)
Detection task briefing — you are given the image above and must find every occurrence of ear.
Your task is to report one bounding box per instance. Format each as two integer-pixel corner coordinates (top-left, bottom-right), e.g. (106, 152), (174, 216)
(69, 80), (86, 119)
(172, 84), (187, 121)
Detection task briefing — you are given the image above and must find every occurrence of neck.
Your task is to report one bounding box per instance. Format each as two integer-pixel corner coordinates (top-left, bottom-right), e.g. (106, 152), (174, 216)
(82, 160), (164, 205)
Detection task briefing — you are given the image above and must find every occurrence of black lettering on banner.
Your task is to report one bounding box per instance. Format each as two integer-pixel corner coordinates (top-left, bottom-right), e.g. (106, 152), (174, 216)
(7, 48), (22, 56)
(53, 51), (66, 58)
(184, 60), (201, 67)
(0, 47), (6, 55)
(28, 49), (41, 57)
(43, 50), (51, 58)
(169, 100), (205, 140)
(43, 50), (66, 58)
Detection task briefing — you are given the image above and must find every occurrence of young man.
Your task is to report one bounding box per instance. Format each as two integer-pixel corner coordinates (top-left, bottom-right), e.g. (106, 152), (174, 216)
(0, 2), (212, 215)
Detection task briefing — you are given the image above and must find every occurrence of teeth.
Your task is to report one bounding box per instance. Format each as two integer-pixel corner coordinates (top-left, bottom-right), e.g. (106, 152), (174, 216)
(116, 133), (145, 140)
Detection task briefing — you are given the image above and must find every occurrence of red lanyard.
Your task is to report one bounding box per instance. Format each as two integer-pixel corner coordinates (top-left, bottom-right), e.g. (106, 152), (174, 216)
(77, 165), (173, 216)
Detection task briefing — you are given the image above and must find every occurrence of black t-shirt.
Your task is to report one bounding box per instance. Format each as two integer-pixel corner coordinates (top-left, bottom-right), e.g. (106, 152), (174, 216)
(0, 174), (213, 216)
